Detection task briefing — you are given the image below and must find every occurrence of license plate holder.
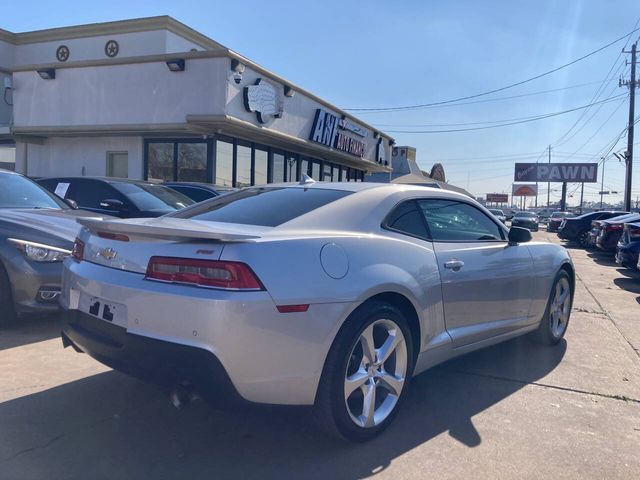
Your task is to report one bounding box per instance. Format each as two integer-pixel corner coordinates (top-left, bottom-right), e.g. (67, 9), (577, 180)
(79, 294), (127, 328)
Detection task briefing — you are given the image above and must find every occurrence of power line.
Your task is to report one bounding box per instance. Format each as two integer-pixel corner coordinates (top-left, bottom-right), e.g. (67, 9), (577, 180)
(344, 26), (640, 112)
(384, 94), (627, 133)
(359, 80), (611, 115)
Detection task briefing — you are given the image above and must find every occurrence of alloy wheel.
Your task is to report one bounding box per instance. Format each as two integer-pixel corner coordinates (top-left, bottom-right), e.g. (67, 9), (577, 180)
(550, 277), (571, 338)
(344, 319), (408, 428)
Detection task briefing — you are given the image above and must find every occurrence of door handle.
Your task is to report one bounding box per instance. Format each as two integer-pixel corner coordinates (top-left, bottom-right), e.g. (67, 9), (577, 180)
(444, 259), (465, 271)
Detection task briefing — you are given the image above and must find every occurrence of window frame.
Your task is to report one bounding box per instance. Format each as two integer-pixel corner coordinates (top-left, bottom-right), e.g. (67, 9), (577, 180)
(417, 197), (508, 243)
(382, 197), (508, 243)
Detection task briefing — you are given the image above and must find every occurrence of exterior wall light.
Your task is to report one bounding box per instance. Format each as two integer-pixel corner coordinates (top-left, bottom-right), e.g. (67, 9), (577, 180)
(231, 59), (245, 73)
(166, 59), (185, 72)
(37, 68), (56, 80)
(284, 85), (295, 97)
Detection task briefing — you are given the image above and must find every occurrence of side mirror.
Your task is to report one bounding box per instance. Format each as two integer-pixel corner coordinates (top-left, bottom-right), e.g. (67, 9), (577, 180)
(99, 198), (125, 211)
(65, 198), (79, 209)
(508, 226), (532, 245)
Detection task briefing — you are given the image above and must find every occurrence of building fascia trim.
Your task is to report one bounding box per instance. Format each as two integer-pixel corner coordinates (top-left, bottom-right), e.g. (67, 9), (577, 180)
(4, 16), (224, 50)
(186, 114), (390, 173)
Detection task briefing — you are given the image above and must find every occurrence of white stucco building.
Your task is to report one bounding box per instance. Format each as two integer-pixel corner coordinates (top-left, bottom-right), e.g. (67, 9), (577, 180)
(0, 16), (392, 185)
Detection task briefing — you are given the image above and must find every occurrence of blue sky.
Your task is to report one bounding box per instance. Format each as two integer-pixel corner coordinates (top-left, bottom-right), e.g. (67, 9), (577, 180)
(4, 0), (640, 205)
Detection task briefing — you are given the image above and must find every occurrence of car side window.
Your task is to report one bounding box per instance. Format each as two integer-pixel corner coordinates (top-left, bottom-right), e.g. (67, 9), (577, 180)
(417, 199), (505, 242)
(383, 200), (430, 239)
(69, 180), (127, 210)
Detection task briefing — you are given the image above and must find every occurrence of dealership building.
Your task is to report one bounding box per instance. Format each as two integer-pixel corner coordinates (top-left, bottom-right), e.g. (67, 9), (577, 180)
(0, 16), (392, 185)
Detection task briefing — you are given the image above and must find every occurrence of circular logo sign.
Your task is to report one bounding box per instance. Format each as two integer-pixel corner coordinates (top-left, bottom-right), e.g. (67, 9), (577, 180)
(105, 40), (119, 58)
(56, 45), (69, 62)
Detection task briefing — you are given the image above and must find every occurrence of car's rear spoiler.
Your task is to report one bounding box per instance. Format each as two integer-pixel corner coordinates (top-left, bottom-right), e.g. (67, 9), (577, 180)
(76, 217), (261, 241)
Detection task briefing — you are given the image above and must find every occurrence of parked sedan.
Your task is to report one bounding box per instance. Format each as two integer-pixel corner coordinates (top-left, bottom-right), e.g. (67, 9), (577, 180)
(0, 170), (110, 324)
(60, 182), (573, 441)
(38, 177), (194, 218)
(488, 208), (507, 223)
(615, 222), (640, 270)
(547, 212), (575, 232)
(511, 211), (539, 231)
(596, 213), (640, 252)
(164, 182), (236, 203)
(558, 211), (628, 247)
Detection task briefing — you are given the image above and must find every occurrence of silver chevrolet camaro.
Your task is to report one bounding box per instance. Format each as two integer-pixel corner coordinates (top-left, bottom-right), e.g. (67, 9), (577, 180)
(60, 180), (574, 441)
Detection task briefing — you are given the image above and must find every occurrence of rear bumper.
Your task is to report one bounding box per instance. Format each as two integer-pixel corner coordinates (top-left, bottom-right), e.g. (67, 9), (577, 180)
(60, 259), (352, 405)
(596, 234), (619, 252)
(61, 309), (245, 407)
(616, 245), (639, 269)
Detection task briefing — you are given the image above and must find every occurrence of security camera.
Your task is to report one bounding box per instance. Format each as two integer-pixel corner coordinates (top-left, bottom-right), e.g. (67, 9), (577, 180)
(232, 72), (242, 84)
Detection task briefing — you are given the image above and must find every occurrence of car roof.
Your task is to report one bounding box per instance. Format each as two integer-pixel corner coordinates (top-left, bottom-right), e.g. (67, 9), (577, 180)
(164, 181), (234, 190)
(38, 176), (160, 186)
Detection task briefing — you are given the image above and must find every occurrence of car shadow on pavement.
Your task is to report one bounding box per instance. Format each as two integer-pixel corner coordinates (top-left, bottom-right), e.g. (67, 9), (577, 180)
(615, 268), (640, 279)
(0, 337), (565, 480)
(612, 277), (640, 294)
(0, 314), (61, 351)
(586, 251), (617, 267)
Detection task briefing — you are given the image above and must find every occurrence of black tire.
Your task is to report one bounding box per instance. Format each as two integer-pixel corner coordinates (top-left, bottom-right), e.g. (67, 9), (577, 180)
(529, 270), (573, 345)
(315, 301), (414, 442)
(577, 231), (589, 248)
(0, 263), (17, 327)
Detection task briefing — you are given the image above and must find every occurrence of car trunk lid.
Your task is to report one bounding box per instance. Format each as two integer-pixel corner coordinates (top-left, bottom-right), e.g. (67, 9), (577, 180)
(76, 217), (267, 274)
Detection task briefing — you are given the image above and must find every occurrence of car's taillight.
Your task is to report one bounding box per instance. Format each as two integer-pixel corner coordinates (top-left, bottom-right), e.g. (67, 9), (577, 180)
(605, 224), (623, 232)
(71, 238), (85, 261)
(145, 257), (264, 290)
(628, 226), (640, 239)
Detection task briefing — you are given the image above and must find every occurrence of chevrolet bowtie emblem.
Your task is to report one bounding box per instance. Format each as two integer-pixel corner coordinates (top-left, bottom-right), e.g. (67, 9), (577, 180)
(97, 247), (118, 260)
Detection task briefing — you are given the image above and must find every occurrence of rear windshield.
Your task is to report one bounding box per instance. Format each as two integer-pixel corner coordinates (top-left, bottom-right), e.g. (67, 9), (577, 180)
(113, 183), (194, 212)
(0, 173), (68, 209)
(169, 187), (352, 226)
(515, 212), (536, 218)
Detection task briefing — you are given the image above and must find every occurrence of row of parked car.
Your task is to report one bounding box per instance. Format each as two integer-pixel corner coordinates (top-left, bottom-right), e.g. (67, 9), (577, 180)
(556, 209), (640, 270)
(0, 170), (234, 323)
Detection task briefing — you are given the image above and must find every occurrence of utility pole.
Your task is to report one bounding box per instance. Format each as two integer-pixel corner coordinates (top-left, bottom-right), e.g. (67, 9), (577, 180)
(600, 156), (606, 209)
(547, 145), (551, 208)
(579, 183), (584, 214)
(560, 182), (567, 211)
(621, 42), (637, 212)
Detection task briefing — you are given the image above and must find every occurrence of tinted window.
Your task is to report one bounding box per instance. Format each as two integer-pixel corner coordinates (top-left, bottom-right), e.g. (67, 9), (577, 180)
(384, 201), (429, 239)
(168, 185), (215, 203)
(113, 183), (193, 212)
(418, 199), (504, 241)
(1, 174), (67, 209)
(170, 187), (352, 227)
(69, 180), (125, 210)
(514, 212), (536, 218)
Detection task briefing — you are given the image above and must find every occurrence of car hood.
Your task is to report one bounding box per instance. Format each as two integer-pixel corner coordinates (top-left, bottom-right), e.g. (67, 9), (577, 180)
(0, 209), (112, 243)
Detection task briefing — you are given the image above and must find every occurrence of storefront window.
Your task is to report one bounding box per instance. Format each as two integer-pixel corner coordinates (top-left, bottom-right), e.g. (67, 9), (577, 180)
(215, 140), (233, 186)
(177, 143), (207, 182)
(236, 144), (252, 188)
(272, 152), (285, 183)
(311, 162), (321, 181)
(336, 166), (343, 181)
(323, 164), (333, 182)
(147, 143), (174, 182)
(286, 155), (297, 183)
(299, 159), (309, 181)
(254, 149), (268, 186)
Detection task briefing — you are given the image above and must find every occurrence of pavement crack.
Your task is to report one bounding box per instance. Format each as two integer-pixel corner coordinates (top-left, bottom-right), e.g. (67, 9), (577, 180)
(444, 368), (640, 405)
(3, 433), (65, 462)
(574, 270), (640, 360)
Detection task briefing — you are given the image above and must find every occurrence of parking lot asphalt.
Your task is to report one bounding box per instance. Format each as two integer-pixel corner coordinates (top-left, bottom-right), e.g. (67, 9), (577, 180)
(1, 230), (639, 480)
